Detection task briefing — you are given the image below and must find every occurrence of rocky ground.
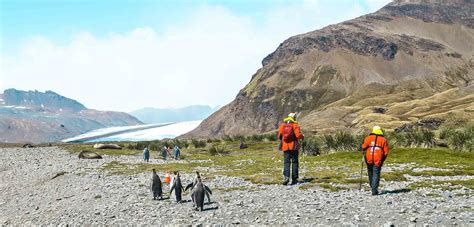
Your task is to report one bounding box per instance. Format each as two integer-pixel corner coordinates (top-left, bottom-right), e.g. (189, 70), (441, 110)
(0, 147), (472, 225)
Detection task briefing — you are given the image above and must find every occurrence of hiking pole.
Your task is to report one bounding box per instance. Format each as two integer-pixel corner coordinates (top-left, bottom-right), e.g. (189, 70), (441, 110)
(301, 138), (306, 181)
(359, 151), (364, 191)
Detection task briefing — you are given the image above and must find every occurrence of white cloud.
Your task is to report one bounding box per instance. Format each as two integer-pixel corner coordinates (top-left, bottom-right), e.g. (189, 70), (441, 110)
(0, 1), (387, 112)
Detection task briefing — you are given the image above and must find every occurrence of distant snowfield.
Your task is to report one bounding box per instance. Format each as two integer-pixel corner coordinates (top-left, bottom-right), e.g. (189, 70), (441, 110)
(62, 120), (201, 142)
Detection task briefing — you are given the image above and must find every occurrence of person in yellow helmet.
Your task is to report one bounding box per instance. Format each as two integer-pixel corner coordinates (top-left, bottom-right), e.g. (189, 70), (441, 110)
(277, 112), (304, 185)
(361, 126), (390, 195)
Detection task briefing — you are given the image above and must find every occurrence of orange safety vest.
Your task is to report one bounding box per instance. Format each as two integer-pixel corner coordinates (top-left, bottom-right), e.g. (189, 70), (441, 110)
(361, 134), (389, 167)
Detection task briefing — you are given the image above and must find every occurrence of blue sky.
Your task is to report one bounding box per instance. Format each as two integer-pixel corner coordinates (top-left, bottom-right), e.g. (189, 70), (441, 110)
(1, 0), (390, 111)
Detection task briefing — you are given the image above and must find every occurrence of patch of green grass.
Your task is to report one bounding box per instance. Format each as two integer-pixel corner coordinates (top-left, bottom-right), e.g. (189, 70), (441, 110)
(409, 179), (474, 190)
(410, 169), (474, 176)
(381, 171), (409, 181)
(318, 182), (345, 192)
(426, 192), (442, 198)
(441, 179), (474, 190)
(455, 192), (474, 197)
(387, 148), (474, 169)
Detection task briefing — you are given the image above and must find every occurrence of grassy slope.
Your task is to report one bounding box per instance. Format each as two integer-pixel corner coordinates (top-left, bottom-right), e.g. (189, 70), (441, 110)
(62, 142), (474, 191)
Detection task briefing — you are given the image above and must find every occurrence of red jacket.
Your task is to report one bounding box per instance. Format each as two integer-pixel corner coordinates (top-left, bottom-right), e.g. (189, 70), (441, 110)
(278, 121), (304, 151)
(362, 134), (389, 167)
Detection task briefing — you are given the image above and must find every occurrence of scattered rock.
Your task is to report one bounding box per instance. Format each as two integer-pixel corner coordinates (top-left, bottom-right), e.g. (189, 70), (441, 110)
(354, 214), (361, 221)
(22, 144), (35, 148)
(51, 171), (67, 180)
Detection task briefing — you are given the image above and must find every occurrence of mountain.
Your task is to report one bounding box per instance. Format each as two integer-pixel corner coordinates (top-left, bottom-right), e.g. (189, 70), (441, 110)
(184, 0), (474, 138)
(130, 105), (219, 124)
(0, 89), (143, 143)
(1, 89), (86, 112)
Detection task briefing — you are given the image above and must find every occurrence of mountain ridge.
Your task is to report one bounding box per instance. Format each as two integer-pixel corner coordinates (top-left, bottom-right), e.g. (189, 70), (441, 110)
(0, 89), (143, 143)
(184, 0), (474, 138)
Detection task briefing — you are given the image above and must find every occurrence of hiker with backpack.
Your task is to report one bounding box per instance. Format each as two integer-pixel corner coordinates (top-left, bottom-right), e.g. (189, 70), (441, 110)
(278, 112), (304, 185)
(162, 145), (170, 160)
(361, 126), (390, 195)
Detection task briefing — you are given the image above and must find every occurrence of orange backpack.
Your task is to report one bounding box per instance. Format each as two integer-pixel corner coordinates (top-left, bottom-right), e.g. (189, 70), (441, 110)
(282, 123), (295, 143)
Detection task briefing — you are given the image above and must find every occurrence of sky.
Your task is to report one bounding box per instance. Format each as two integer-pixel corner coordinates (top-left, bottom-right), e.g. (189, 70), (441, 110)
(0, 0), (390, 112)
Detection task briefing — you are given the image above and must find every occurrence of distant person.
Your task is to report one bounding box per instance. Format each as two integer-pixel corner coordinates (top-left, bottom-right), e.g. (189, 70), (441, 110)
(173, 145), (181, 160)
(167, 146), (173, 158)
(161, 145), (169, 160)
(361, 126), (390, 195)
(277, 112), (304, 185)
(143, 146), (150, 162)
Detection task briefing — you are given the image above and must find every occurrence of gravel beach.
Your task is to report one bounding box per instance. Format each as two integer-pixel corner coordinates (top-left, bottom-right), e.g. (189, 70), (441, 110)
(0, 147), (472, 225)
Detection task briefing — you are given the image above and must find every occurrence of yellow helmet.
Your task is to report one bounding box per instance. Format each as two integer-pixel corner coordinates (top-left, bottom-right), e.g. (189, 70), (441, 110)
(372, 126), (383, 135)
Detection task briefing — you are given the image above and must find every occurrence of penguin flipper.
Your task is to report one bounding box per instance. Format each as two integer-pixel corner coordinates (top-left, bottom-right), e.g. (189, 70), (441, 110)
(205, 190), (211, 203)
(185, 183), (193, 191)
(204, 185), (212, 195)
(170, 183), (175, 195)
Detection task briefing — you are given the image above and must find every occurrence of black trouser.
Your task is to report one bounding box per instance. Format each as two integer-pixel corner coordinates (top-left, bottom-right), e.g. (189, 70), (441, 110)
(283, 150), (299, 181)
(367, 164), (382, 193)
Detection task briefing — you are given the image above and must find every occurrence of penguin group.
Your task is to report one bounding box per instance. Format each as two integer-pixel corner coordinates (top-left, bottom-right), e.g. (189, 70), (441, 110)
(150, 170), (213, 211)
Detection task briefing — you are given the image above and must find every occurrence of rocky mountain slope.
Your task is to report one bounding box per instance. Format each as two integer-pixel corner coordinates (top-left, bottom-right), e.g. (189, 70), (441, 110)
(185, 0), (474, 138)
(0, 89), (142, 143)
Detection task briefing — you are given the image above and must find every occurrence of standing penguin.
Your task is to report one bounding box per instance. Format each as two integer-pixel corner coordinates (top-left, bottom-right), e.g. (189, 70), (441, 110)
(150, 169), (163, 200)
(186, 171), (212, 204)
(169, 172), (184, 203)
(192, 177), (206, 211)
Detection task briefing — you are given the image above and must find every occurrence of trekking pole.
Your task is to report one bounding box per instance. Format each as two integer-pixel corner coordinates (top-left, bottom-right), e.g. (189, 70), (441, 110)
(359, 151), (364, 191)
(301, 138), (306, 181)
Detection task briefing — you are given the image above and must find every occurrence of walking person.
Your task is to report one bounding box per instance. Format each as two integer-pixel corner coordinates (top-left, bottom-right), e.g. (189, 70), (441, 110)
(277, 112), (304, 185)
(173, 145), (181, 160)
(161, 145), (169, 160)
(361, 126), (390, 195)
(143, 146), (150, 162)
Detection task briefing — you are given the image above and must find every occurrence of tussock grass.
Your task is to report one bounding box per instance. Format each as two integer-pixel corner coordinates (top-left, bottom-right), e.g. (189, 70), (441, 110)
(208, 144), (230, 156)
(439, 124), (474, 151)
(191, 139), (207, 148)
(389, 128), (435, 148)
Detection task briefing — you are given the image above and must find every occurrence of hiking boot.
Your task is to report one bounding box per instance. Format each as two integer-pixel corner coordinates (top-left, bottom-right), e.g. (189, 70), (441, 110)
(282, 178), (290, 185)
(291, 180), (298, 185)
(371, 190), (379, 196)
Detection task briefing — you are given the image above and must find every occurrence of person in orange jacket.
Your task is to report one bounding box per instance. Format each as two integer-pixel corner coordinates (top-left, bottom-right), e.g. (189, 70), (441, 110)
(361, 126), (390, 195)
(278, 112), (304, 185)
